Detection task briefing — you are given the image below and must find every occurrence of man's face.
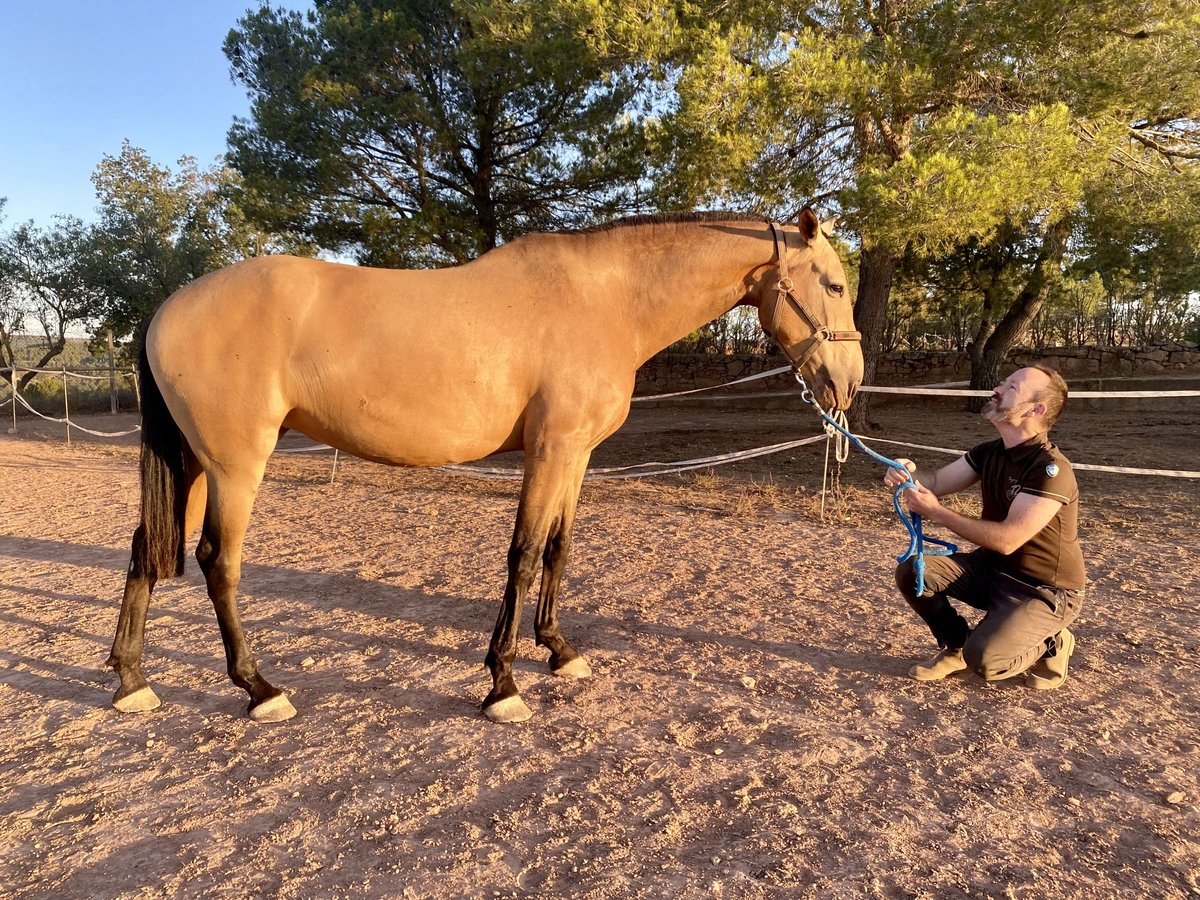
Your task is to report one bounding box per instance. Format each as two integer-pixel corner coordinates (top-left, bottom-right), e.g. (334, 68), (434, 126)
(981, 368), (1050, 427)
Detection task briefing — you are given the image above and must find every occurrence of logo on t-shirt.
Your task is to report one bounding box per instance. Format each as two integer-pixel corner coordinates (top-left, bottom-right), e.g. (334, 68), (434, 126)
(1046, 463), (1060, 477)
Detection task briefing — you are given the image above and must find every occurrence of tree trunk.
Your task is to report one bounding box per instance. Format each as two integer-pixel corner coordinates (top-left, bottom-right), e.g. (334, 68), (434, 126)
(968, 218), (1071, 409)
(848, 244), (899, 431)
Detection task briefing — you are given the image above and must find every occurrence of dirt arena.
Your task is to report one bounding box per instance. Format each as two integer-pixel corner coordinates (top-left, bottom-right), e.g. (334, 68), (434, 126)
(2, 393), (1198, 898)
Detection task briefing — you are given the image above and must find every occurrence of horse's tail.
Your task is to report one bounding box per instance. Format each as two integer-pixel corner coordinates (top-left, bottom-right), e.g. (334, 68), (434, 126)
(136, 338), (187, 579)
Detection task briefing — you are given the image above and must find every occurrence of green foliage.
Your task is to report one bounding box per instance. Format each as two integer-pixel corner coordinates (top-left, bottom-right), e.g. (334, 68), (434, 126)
(82, 142), (311, 339)
(848, 105), (1093, 255)
(0, 216), (97, 380)
(225, 0), (651, 266)
(600, 0), (1199, 369)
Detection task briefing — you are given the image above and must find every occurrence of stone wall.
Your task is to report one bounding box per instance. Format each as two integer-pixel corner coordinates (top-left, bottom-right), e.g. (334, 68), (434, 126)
(1008, 343), (1200, 378)
(635, 343), (1200, 393)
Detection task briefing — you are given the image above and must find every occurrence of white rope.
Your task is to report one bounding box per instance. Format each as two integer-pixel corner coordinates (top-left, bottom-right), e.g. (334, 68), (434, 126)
(294, 431), (1198, 481)
(631, 365), (791, 401)
(860, 385), (991, 397)
(825, 409), (851, 464)
(819, 410), (851, 521)
(859, 385), (1200, 398)
(857, 436), (1200, 479)
(1072, 462), (1200, 477)
(440, 435), (828, 481)
(0, 365), (136, 382)
(9, 386), (141, 437)
(632, 372), (1200, 403)
(13, 389), (69, 424)
(3, 359), (1194, 477)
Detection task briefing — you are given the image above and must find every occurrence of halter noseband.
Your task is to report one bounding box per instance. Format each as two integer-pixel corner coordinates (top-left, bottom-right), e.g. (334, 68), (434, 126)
(761, 222), (861, 370)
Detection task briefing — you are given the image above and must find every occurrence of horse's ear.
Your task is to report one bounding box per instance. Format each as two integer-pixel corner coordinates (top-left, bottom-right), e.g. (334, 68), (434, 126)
(820, 215), (840, 238)
(797, 207), (821, 243)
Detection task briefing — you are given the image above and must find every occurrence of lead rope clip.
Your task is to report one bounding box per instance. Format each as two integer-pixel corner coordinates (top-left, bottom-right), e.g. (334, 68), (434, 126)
(793, 371), (957, 595)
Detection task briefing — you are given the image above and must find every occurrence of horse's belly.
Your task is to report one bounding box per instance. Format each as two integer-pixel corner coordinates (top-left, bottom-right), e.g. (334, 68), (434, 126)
(284, 394), (526, 467)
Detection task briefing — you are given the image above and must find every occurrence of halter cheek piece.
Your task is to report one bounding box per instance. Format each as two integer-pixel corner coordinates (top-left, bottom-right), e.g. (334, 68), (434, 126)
(761, 222), (861, 370)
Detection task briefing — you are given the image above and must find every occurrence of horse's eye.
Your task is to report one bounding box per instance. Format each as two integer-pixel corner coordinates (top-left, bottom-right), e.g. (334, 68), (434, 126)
(828, 283), (845, 296)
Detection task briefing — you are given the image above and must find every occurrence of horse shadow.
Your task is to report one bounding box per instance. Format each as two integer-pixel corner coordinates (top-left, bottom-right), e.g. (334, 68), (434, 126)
(0, 533), (905, 718)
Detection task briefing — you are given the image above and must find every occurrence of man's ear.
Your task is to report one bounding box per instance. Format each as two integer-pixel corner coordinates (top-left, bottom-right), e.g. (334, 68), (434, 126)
(798, 207), (820, 243)
(1029, 402), (1047, 418)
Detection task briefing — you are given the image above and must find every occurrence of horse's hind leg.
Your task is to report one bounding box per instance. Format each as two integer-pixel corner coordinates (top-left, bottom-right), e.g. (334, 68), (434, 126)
(108, 452), (206, 713)
(484, 450), (589, 723)
(197, 462), (295, 723)
(108, 525), (163, 711)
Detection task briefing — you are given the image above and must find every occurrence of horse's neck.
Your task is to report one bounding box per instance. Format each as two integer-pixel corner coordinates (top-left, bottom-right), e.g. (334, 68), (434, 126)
(614, 226), (769, 364)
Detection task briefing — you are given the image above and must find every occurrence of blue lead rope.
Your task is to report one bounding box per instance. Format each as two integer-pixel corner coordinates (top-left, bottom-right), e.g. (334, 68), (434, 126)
(797, 379), (957, 595)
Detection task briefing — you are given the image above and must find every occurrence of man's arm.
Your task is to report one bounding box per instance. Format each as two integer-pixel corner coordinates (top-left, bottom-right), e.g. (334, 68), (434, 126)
(884, 455), (979, 497)
(903, 488), (1063, 555)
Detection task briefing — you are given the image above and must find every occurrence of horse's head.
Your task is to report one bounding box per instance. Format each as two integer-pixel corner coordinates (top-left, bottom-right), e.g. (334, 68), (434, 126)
(756, 209), (864, 411)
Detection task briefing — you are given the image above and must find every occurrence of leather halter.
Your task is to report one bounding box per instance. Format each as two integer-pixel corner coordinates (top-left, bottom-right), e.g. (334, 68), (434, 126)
(761, 222), (861, 370)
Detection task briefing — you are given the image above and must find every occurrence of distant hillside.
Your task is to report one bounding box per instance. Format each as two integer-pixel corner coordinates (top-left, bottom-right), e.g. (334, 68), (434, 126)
(7, 335), (124, 371)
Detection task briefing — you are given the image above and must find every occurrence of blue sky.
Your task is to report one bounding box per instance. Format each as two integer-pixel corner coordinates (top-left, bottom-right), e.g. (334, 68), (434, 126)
(1, 1), (311, 229)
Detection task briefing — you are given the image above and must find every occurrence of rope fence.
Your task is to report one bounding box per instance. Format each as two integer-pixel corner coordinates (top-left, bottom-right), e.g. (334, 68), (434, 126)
(3, 364), (1197, 479)
(631, 364), (1200, 401)
(2, 364), (140, 440)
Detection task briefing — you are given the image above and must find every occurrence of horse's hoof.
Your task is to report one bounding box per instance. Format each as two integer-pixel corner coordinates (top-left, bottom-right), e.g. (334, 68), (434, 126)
(112, 686), (161, 713)
(483, 695), (533, 723)
(552, 657), (592, 679)
(249, 694), (296, 723)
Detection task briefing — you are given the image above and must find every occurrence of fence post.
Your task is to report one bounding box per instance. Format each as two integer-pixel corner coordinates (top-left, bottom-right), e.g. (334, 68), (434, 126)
(9, 367), (18, 435)
(62, 363), (71, 445)
(107, 330), (118, 414)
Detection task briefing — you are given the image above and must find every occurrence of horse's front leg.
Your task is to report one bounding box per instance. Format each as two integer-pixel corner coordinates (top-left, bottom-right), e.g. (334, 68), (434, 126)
(483, 450), (588, 723)
(535, 494), (591, 680)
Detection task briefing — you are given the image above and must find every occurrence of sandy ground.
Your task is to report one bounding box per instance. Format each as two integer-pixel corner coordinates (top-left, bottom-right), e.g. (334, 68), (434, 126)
(1, 395), (1198, 899)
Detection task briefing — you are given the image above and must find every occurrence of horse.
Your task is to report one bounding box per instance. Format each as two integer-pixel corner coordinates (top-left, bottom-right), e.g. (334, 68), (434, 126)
(107, 208), (863, 724)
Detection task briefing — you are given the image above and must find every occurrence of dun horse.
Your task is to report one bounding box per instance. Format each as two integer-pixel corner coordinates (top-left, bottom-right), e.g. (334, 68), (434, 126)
(108, 209), (863, 723)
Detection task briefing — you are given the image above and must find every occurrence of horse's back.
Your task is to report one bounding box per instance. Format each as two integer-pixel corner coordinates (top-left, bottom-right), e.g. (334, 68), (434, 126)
(145, 254), (633, 467)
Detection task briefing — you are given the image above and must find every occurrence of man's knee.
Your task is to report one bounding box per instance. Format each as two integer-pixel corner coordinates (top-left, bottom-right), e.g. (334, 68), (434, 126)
(895, 558), (919, 599)
(963, 641), (1016, 681)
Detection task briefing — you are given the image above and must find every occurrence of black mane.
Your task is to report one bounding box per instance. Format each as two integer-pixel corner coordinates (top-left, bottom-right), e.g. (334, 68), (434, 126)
(573, 211), (769, 234)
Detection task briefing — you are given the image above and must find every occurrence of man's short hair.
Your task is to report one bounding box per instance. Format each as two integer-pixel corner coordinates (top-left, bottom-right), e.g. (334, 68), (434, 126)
(1030, 365), (1068, 428)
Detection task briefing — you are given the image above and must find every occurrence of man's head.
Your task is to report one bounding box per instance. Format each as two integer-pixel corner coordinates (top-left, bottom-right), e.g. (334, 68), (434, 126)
(981, 366), (1068, 431)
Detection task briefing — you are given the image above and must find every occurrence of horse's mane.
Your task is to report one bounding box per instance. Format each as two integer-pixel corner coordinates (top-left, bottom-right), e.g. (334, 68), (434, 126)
(491, 210), (772, 257)
(571, 211), (768, 235)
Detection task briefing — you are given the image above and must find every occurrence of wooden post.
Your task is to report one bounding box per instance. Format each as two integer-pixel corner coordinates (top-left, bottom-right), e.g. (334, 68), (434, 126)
(107, 330), (118, 414)
(10, 367), (18, 435)
(62, 363), (71, 445)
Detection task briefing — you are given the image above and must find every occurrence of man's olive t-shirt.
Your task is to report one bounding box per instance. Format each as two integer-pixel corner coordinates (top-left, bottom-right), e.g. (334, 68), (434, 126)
(964, 434), (1086, 590)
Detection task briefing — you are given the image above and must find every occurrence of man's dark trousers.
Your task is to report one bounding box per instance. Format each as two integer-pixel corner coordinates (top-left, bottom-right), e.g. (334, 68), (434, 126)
(896, 548), (1083, 679)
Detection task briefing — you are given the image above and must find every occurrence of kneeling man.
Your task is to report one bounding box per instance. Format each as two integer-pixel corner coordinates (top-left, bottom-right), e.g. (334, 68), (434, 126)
(883, 366), (1085, 689)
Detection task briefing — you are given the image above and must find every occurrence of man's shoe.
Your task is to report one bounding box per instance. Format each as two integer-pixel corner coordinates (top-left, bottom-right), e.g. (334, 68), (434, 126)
(1027, 628), (1075, 691)
(909, 647), (967, 681)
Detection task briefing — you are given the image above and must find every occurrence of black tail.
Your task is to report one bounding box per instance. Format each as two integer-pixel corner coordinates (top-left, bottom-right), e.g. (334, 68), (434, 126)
(136, 339), (186, 579)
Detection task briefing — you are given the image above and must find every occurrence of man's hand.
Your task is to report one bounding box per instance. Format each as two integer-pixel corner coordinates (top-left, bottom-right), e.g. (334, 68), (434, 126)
(883, 458), (917, 489)
(902, 483), (943, 519)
